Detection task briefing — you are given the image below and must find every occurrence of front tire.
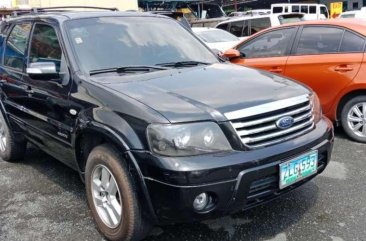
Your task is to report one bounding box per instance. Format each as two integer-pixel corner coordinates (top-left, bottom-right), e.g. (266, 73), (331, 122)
(341, 96), (366, 143)
(0, 111), (27, 162)
(85, 144), (151, 241)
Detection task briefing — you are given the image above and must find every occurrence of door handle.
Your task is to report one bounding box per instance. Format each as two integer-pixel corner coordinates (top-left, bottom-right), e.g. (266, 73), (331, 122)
(269, 67), (283, 73)
(335, 65), (354, 72)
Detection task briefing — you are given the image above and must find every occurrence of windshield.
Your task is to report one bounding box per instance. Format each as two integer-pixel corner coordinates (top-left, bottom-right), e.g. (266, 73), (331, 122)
(195, 29), (239, 43)
(278, 15), (304, 24)
(66, 17), (218, 73)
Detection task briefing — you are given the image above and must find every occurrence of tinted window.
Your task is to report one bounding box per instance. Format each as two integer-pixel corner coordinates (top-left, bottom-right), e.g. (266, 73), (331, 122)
(301, 6), (308, 13)
(309, 6), (316, 13)
(229, 20), (246, 37)
(320, 6), (329, 18)
(292, 6), (300, 12)
(29, 24), (62, 71)
(340, 31), (365, 52)
(250, 17), (271, 35)
(238, 28), (295, 58)
(4, 23), (31, 71)
(216, 23), (228, 31)
(295, 27), (344, 54)
(273, 7), (283, 13)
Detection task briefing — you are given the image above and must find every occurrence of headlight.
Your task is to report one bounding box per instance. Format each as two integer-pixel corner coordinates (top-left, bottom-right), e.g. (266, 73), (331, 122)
(310, 93), (322, 123)
(147, 122), (232, 156)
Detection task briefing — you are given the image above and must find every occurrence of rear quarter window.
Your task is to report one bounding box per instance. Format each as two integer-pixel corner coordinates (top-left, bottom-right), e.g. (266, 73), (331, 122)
(340, 31), (365, 52)
(273, 7), (283, 13)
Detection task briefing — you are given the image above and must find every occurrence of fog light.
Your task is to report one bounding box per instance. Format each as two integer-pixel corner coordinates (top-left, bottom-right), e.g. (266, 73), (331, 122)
(193, 193), (209, 211)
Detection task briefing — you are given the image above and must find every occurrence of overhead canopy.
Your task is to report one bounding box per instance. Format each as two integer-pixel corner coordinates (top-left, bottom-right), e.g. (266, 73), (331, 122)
(139, 0), (214, 2)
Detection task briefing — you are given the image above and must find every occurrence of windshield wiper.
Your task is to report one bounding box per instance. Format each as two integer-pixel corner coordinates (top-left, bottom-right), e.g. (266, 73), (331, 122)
(156, 61), (210, 68)
(90, 65), (169, 75)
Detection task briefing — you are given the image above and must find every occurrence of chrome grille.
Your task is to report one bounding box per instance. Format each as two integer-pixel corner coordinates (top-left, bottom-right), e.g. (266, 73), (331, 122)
(225, 95), (314, 148)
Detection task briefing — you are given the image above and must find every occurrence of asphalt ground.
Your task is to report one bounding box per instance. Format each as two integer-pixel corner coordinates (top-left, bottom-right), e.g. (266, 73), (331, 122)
(0, 127), (365, 241)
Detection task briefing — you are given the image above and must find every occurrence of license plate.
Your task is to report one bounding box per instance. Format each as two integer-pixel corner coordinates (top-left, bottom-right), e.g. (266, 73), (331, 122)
(279, 150), (318, 189)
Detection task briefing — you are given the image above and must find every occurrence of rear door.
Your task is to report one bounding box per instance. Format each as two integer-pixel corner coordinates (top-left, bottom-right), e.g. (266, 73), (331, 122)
(285, 26), (364, 114)
(232, 27), (297, 74)
(0, 22), (32, 130)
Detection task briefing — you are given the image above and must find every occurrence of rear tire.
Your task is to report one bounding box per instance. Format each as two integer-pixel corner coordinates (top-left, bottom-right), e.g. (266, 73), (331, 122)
(85, 144), (151, 241)
(0, 111), (27, 162)
(341, 96), (366, 143)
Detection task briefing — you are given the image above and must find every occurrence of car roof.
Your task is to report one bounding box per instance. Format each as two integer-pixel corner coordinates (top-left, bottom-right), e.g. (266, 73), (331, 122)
(340, 11), (359, 15)
(275, 19), (366, 36)
(218, 13), (303, 24)
(4, 10), (169, 23)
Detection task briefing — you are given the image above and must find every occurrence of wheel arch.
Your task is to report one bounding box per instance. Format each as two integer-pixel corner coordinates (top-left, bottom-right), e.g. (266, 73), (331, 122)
(74, 121), (158, 223)
(336, 89), (366, 123)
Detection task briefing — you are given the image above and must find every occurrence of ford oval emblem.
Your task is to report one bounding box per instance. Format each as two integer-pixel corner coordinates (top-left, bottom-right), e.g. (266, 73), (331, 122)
(276, 116), (295, 130)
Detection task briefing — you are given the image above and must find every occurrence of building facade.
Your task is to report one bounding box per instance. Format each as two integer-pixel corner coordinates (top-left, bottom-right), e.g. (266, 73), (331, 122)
(320, 0), (366, 11)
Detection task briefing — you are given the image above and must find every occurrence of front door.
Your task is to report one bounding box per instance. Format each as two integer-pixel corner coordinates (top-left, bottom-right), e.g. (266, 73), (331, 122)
(233, 27), (297, 75)
(22, 22), (76, 168)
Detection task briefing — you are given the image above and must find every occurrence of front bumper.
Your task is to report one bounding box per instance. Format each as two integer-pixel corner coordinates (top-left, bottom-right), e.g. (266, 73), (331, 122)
(133, 117), (334, 224)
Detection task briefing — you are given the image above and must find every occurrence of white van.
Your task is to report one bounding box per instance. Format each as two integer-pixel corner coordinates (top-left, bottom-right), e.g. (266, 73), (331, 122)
(216, 13), (304, 38)
(271, 3), (329, 20)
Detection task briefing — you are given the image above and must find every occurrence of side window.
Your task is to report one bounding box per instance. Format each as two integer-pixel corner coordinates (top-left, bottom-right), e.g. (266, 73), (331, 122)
(29, 24), (62, 72)
(295, 27), (344, 55)
(229, 20), (245, 37)
(250, 17), (271, 35)
(309, 6), (316, 14)
(320, 7), (329, 18)
(4, 23), (32, 71)
(216, 23), (228, 31)
(272, 7), (283, 13)
(340, 31), (365, 52)
(238, 28), (296, 58)
(292, 6), (300, 12)
(301, 6), (309, 13)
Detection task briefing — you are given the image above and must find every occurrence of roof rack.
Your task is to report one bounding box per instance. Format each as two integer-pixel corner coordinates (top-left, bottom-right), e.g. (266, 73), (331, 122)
(11, 6), (118, 17)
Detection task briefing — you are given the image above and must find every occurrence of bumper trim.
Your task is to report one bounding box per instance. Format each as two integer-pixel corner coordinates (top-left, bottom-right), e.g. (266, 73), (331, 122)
(234, 138), (329, 193)
(143, 176), (237, 189)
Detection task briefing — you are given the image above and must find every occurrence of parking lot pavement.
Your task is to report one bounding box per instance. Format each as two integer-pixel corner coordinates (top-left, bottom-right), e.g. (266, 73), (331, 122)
(0, 128), (365, 241)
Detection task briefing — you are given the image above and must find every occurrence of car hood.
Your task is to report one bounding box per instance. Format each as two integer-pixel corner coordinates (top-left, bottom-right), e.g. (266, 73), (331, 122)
(93, 63), (310, 123)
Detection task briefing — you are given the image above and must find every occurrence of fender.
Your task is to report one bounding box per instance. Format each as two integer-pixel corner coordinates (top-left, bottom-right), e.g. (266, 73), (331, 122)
(74, 110), (158, 223)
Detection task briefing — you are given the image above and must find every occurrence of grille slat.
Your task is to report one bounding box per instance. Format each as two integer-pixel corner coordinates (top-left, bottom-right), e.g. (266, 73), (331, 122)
(226, 95), (315, 149)
(232, 104), (312, 129)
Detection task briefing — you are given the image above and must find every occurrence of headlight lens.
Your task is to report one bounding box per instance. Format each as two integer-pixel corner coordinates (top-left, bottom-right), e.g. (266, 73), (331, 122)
(147, 122), (232, 156)
(310, 93), (322, 123)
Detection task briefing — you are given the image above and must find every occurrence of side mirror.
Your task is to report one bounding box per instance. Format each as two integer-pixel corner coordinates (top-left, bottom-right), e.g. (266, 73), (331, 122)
(26, 62), (60, 81)
(222, 49), (241, 59)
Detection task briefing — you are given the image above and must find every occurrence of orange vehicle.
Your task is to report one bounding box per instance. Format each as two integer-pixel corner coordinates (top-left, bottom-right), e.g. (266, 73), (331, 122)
(224, 19), (366, 143)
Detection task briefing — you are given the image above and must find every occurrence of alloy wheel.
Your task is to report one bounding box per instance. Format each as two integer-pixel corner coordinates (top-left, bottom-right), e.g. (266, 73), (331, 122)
(91, 165), (122, 228)
(347, 102), (366, 138)
(0, 117), (7, 152)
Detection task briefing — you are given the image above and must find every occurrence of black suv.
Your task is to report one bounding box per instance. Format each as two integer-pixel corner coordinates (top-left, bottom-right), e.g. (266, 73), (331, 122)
(0, 8), (333, 241)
